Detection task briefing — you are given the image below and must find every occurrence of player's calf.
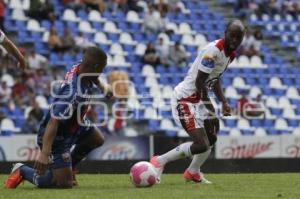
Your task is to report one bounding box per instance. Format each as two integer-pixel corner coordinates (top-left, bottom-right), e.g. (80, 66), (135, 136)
(188, 128), (210, 155)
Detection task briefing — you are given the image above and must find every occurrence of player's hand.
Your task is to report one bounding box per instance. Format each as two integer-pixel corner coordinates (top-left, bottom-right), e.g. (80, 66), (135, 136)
(222, 102), (231, 116)
(104, 85), (114, 99)
(17, 59), (27, 70)
(34, 152), (49, 175)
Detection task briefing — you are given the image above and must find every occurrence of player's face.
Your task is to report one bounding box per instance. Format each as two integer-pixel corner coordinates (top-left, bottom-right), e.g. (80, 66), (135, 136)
(84, 64), (104, 83)
(225, 28), (244, 51)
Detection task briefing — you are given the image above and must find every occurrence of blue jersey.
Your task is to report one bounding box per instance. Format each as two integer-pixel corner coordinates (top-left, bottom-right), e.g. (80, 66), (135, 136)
(37, 64), (94, 152)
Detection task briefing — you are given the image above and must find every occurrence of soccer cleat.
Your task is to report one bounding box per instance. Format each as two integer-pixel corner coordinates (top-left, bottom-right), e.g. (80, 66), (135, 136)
(4, 163), (24, 189)
(72, 169), (78, 186)
(183, 170), (212, 184)
(150, 156), (164, 183)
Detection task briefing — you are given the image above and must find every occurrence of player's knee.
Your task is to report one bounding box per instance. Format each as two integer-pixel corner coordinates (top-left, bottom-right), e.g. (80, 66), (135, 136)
(91, 128), (105, 148)
(191, 142), (210, 154)
(94, 135), (104, 148)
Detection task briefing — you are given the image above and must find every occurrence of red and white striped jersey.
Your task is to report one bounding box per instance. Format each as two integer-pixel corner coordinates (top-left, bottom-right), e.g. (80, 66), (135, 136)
(173, 39), (236, 102)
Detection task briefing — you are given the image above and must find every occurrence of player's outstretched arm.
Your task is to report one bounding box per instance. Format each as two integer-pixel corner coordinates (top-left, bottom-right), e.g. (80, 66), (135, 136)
(2, 36), (26, 69)
(195, 70), (216, 117)
(35, 118), (58, 175)
(213, 79), (231, 116)
(95, 78), (113, 99)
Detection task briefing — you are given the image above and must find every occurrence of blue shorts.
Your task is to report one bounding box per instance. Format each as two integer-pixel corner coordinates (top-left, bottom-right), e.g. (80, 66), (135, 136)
(39, 125), (95, 170)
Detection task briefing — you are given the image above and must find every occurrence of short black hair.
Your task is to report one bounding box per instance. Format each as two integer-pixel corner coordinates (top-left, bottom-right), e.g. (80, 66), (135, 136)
(82, 46), (107, 67)
(226, 19), (246, 32)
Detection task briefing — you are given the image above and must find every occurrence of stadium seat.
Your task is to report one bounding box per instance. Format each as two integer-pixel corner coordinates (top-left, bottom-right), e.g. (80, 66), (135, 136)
(144, 107), (158, 120)
(162, 86), (173, 99)
(134, 43), (147, 56)
(11, 9), (27, 20)
(109, 43), (125, 55)
(237, 55), (250, 67)
(255, 128), (267, 136)
(278, 97), (292, 108)
(178, 129), (189, 137)
(0, 118), (17, 132)
(232, 77), (249, 89)
(142, 65), (155, 76)
(103, 21), (120, 34)
(225, 86), (240, 99)
(88, 10), (105, 22)
(178, 23), (194, 35)
(145, 76), (158, 88)
(126, 10), (142, 23)
(119, 32), (136, 45)
(1, 74), (14, 87)
(94, 32), (112, 45)
(286, 87), (300, 99)
(78, 21), (95, 33)
(266, 97), (278, 108)
(27, 19), (45, 32)
(62, 9), (79, 22)
(35, 95), (49, 109)
(237, 119), (251, 130)
(269, 77), (287, 89)
(274, 118), (289, 131)
(160, 119), (175, 131)
(229, 128), (241, 136)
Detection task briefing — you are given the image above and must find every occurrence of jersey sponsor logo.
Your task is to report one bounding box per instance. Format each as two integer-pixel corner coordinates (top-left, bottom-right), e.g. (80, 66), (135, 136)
(201, 55), (215, 69)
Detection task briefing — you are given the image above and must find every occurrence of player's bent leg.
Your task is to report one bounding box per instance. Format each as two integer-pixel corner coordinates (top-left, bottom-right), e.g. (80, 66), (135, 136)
(188, 128), (210, 155)
(71, 126), (105, 185)
(183, 128), (212, 184)
(72, 126), (105, 168)
(5, 163), (56, 189)
(52, 167), (73, 189)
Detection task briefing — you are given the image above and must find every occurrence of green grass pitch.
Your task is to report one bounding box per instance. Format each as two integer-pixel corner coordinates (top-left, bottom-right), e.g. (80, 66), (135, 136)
(1, 174), (300, 199)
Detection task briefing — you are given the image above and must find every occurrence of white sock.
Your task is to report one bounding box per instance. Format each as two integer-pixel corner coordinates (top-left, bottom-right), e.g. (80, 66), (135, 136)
(157, 142), (193, 165)
(187, 148), (211, 174)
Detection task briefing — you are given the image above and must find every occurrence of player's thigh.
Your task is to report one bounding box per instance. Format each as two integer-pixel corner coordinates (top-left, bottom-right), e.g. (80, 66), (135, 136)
(172, 100), (210, 146)
(77, 125), (105, 147)
(52, 167), (73, 188)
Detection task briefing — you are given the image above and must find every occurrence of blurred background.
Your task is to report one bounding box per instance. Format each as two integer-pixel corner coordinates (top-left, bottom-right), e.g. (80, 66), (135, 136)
(0, 0), (300, 173)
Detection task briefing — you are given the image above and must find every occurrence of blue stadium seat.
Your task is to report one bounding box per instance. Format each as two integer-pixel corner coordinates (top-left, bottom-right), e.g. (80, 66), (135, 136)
(224, 119), (237, 128)
(164, 130), (177, 137)
(148, 120), (160, 131)
(267, 129), (279, 135)
(77, 9), (88, 20)
(250, 119), (263, 127)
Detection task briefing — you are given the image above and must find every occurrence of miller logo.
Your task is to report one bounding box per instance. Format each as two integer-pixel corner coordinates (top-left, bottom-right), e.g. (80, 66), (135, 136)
(285, 137), (300, 157)
(221, 140), (273, 158)
(102, 142), (135, 160)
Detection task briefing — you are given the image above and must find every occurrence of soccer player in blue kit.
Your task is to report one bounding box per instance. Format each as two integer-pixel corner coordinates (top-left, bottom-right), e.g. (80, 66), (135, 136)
(5, 47), (113, 189)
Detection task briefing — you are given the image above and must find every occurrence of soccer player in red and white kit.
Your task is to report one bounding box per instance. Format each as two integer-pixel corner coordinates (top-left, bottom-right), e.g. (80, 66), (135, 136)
(151, 20), (246, 183)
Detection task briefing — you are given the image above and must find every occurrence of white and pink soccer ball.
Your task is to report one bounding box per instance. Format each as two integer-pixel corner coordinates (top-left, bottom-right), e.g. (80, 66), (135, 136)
(130, 161), (157, 187)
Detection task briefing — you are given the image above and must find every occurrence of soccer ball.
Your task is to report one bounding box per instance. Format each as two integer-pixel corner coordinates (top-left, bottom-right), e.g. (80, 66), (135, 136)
(130, 161), (157, 187)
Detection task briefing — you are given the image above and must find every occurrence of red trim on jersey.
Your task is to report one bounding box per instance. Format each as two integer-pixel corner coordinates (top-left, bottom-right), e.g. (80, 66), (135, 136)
(215, 39), (236, 58)
(65, 64), (80, 80)
(176, 102), (196, 132)
(178, 93), (201, 104)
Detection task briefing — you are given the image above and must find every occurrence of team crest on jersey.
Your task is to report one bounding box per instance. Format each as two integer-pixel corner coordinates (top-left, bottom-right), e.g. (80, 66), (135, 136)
(201, 55), (215, 68)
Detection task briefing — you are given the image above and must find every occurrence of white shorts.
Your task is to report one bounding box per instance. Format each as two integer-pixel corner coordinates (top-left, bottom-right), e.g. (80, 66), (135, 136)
(171, 94), (209, 132)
